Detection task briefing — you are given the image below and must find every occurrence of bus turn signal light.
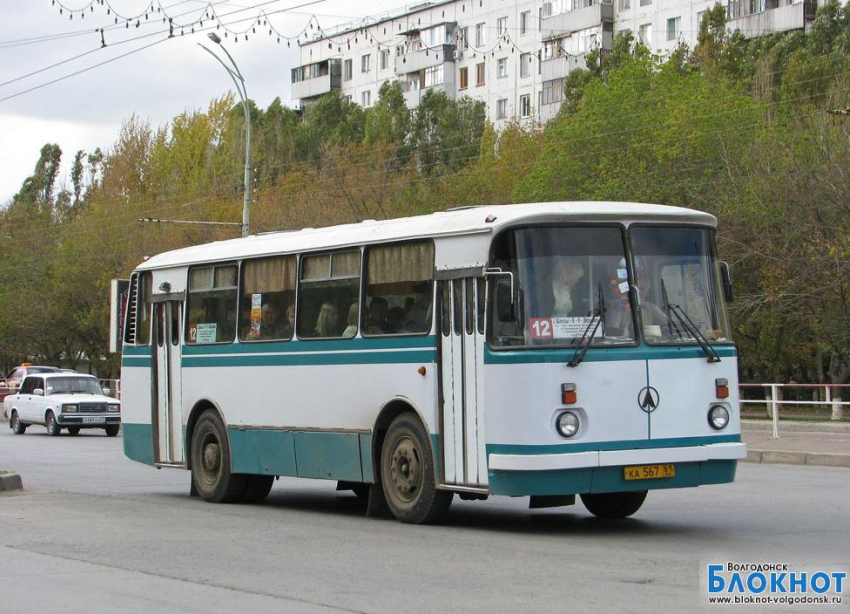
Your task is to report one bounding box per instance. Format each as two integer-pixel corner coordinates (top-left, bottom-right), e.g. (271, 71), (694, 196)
(418, 366), (427, 376)
(715, 378), (729, 399)
(561, 383), (577, 405)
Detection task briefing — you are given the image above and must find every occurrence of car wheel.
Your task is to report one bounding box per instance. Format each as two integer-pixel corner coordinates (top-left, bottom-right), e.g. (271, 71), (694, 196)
(45, 411), (61, 436)
(580, 491), (648, 519)
(380, 413), (453, 524)
(241, 475), (274, 504)
(104, 424), (120, 437)
(67, 426), (81, 436)
(190, 410), (246, 503)
(10, 411), (26, 435)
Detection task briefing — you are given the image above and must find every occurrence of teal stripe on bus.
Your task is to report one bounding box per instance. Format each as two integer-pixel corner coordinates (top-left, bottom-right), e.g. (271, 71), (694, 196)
(182, 335), (437, 355)
(484, 344), (737, 365)
(122, 357), (153, 368)
(122, 345), (153, 356)
(182, 349), (437, 368)
(123, 423), (154, 465)
(486, 434), (741, 456)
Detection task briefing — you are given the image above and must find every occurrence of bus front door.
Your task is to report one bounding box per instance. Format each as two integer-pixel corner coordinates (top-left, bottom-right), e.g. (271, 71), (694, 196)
(153, 300), (184, 466)
(439, 278), (488, 487)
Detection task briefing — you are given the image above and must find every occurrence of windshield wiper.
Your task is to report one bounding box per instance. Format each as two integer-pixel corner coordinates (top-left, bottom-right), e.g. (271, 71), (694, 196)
(568, 284), (606, 368)
(660, 280), (720, 363)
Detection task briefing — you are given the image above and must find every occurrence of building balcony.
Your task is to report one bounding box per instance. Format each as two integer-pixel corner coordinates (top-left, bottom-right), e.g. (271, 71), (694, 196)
(727, 0), (816, 38)
(540, 1), (614, 38)
(291, 59), (341, 101)
(395, 44), (456, 75)
(401, 83), (457, 109)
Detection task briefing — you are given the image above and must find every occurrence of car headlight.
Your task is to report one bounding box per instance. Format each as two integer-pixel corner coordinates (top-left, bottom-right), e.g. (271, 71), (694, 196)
(110, 404), (120, 413)
(708, 405), (730, 430)
(63, 404), (78, 413)
(556, 411), (580, 438)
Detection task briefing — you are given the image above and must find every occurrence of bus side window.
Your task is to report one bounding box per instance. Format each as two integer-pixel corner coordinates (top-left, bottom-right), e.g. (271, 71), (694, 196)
(440, 281), (451, 337)
(186, 265), (238, 344)
(298, 251), (361, 340)
(240, 255), (297, 342)
(364, 241), (434, 336)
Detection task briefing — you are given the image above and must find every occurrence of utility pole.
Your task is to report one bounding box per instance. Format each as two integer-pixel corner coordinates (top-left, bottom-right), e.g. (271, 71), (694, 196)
(199, 33), (252, 238)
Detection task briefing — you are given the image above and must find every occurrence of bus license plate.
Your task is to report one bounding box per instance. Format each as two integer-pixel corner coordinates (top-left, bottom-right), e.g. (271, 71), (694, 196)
(82, 417), (105, 424)
(624, 464), (675, 480)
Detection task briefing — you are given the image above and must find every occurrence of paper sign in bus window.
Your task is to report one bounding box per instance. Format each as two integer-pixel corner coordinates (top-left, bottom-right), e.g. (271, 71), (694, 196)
(195, 323), (218, 343)
(530, 317), (601, 339)
(248, 293), (262, 338)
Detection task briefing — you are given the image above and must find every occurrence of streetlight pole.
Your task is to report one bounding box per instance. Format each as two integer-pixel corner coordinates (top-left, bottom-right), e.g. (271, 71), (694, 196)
(199, 33), (251, 238)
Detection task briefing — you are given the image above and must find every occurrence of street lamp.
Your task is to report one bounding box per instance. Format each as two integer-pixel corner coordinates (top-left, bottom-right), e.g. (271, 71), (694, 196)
(199, 32), (251, 238)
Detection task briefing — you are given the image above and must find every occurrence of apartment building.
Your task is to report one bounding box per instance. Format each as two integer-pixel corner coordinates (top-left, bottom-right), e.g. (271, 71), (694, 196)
(290, 0), (821, 126)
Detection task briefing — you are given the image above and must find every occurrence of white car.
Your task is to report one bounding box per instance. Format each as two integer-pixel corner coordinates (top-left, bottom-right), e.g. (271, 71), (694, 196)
(5, 373), (121, 437)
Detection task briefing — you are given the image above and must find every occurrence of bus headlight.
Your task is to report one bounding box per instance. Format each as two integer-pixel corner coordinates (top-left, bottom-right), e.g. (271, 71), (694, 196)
(556, 411), (580, 438)
(63, 404), (78, 413)
(708, 405), (730, 430)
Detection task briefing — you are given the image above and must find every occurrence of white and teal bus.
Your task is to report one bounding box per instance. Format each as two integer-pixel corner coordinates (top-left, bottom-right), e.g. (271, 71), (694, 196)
(121, 202), (746, 524)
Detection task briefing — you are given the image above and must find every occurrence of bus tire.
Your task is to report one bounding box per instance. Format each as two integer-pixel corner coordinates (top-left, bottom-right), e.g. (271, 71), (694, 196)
(10, 411), (26, 435)
(241, 475), (274, 504)
(190, 410), (246, 503)
(67, 426), (81, 436)
(580, 491), (648, 519)
(380, 413), (452, 524)
(104, 425), (120, 437)
(45, 411), (61, 436)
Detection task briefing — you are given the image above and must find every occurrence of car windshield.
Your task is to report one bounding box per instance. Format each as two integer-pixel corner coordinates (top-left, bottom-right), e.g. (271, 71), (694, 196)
(45, 377), (103, 395)
(629, 226), (733, 345)
(489, 225), (635, 348)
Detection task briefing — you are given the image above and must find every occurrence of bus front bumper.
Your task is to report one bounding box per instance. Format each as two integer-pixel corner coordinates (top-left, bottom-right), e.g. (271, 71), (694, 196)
(487, 442), (747, 497)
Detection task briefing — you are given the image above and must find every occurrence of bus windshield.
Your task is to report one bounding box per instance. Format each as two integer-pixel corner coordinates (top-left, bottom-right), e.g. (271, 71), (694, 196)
(629, 226), (732, 345)
(489, 226), (636, 348)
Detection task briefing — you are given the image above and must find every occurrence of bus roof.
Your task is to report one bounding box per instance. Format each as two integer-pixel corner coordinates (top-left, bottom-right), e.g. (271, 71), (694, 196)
(136, 202), (716, 271)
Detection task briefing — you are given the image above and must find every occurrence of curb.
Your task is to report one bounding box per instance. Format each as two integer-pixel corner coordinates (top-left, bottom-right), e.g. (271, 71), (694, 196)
(0, 471), (23, 492)
(743, 450), (850, 468)
(742, 419), (850, 434)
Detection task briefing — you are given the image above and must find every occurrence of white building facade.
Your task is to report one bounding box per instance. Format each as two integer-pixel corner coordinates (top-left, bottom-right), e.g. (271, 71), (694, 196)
(291, 0), (820, 126)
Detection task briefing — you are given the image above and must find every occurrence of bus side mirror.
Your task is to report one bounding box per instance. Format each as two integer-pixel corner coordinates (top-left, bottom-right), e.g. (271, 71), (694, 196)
(720, 261), (734, 303)
(496, 279), (516, 322)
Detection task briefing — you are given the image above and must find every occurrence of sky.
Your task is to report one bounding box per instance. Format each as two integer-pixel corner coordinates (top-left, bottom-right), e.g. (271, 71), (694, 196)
(0, 0), (402, 204)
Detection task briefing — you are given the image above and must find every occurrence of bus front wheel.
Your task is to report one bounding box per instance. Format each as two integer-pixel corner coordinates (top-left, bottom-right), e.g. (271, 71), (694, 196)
(380, 414), (452, 524)
(580, 491), (647, 519)
(190, 410), (246, 503)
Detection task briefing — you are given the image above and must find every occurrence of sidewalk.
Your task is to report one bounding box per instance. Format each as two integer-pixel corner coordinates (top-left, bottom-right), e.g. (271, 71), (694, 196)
(742, 419), (850, 467)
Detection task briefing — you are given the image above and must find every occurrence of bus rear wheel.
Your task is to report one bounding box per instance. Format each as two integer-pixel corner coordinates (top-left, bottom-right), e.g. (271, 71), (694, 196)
(380, 414), (452, 524)
(580, 491), (647, 519)
(190, 410), (246, 503)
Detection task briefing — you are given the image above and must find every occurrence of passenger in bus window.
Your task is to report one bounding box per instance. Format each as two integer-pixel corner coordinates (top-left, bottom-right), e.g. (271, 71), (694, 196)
(260, 302), (286, 339)
(313, 302), (339, 337)
(550, 258), (588, 317)
(343, 302), (358, 338)
(281, 304), (295, 338)
(386, 306), (405, 334)
(366, 297), (389, 334)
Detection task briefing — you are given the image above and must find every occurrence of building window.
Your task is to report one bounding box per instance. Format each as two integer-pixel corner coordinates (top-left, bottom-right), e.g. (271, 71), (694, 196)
(619, 0), (631, 9)
(476, 61), (486, 86)
(542, 2), (554, 17)
(542, 77), (566, 105)
(543, 40), (558, 60)
(344, 94), (353, 102)
(460, 26), (469, 49)
(344, 59), (352, 81)
(380, 49), (390, 70)
(697, 11), (706, 27)
(361, 54), (371, 73)
(520, 11), (530, 35)
(638, 23), (652, 47)
(298, 251), (361, 340)
(667, 16), (680, 40)
(475, 22), (486, 46)
(496, 99), (508, 120)
(519, 94), (531, 118)
(497, 16), (508, 35)
(497, 57), (508, 78)
(240, 256), (297, 341)
(459, 66), (469, 89)
(425, 65), (444, 87)
(362, 90), (372, 106)
(520, 52), (531, 78)
(639, 0), (651, 6)
(187, 265), (238, 344)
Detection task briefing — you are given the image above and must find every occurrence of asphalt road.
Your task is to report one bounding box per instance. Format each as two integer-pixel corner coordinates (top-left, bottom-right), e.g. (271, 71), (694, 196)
(1, 425), (847, 614)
